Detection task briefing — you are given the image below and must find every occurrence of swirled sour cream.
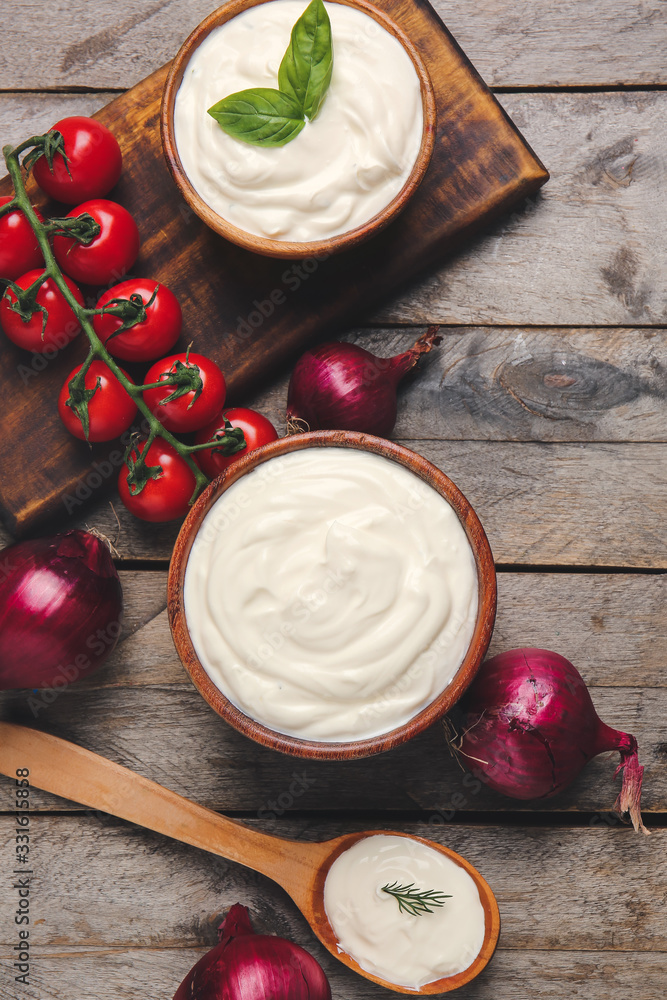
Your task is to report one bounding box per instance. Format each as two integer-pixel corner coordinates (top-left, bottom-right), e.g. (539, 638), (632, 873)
(183, 448), (478, 742)
(173, 0), (424, 241)
(323, 835), (486, 989)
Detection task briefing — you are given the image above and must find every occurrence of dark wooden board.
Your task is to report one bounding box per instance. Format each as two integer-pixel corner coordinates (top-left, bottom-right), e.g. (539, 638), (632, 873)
(0, 0), (548, 536)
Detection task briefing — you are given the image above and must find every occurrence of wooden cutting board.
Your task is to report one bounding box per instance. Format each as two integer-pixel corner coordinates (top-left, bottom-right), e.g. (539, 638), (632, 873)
(0, 0), (548, 537)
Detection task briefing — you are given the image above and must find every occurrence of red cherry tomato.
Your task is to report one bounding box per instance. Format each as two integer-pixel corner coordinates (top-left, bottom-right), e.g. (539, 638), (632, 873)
(0, 269), (83, 353)
(58, 360), (137, 442)
(53, 199), (140, 286)
(0, 197), (43, 279)
(142, 352), (226, 433)
(195, 407), (278, 478)
(32, 117), (122, 205)
(93, 278), (182, 362)
(118, 438), (196, 522)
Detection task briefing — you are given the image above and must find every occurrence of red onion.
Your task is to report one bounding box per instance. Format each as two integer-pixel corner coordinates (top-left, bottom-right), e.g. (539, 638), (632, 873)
(286, 326), (441, 437)
(173, 903), (331, 1000)
(0, 530), (123, 691)
(449, 648), (649, 834)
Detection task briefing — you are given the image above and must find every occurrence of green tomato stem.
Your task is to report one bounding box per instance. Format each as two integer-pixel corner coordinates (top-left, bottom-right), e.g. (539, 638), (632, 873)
(2, 139), (210, 504)
(183, 436), (244, 454)
(0, 196), (18, 219)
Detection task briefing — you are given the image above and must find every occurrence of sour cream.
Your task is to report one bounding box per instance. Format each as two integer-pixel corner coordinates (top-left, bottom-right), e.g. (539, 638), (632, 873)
(183, 447), (478, 742)
(173, 0), (424, 241)
(324, 834), (486, 989)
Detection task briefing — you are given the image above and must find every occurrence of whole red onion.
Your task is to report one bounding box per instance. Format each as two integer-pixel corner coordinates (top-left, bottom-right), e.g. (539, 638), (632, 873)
(449, 648), (648, 833)
(286, 327), (441, 437)
(174, 903), (331, 1000)
(0, 529), (123, 690)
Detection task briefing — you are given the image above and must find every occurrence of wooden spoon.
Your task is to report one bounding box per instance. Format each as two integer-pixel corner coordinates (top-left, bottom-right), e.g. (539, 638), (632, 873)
(0, 722), (500, 993)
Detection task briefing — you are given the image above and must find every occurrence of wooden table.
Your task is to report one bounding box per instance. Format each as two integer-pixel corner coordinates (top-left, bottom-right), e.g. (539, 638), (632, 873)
(1, 2), (665, 997)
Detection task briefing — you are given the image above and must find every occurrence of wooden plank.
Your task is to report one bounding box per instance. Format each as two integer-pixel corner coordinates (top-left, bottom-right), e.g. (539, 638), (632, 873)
(2, 949), (666, 1000)
(1, 1), (665, 90)
(0, 818), (664, 952)
(87, 570), (663, 691)
(2, 92), (665, 328)
(376, 91), (667, 327)
(0, 5), (549, 538)
(1, 441), (658, 567)
(390, 327), (667, 443)
(0, 93), (118, 153)
(1, 682), (664, 814)
(216, 326), (667, 444)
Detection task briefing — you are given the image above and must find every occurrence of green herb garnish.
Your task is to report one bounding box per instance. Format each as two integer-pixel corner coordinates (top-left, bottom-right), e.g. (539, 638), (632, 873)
(381, 882), (452, 917)
(207, 0), (333, 147)
(278, 0), (333, 121)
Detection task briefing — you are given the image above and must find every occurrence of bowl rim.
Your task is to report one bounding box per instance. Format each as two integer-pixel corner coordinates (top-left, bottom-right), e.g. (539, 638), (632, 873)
(160, 0), (437, 259)
(168, 431), (497, 760)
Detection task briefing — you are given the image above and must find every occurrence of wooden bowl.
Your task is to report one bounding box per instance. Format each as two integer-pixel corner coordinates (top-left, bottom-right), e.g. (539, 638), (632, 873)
(161, 0), (436, 259)
(168, 432), (496, 758)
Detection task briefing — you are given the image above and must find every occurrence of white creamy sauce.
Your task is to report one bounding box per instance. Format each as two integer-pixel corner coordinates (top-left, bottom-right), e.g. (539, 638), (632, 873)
(324, 834), (486, 989)
(174, 0), (424, 241)
(183, 448), (478, 742)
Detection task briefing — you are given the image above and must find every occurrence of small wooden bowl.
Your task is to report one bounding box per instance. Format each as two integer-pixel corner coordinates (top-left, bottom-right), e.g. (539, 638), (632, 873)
(169, 432), (496, 759)
(161, 0), (436, 259)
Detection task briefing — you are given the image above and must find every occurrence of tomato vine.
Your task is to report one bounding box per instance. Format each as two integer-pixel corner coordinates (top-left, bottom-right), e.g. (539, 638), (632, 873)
(2, 132), (245, 508)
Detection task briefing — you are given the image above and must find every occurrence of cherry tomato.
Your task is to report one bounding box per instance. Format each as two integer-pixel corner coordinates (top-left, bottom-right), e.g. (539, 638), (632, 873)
(195, 407), (278, 478)
(0, 197), (43, 279)
(32, 117), (122, 205)
(0, 269), (83, 353)
(58, 360), (137, 442)
(143, 352), (226, 433)
(93, 278), (182, 362)
(118, 438), (196, 522)
(53, 199), (140, 286)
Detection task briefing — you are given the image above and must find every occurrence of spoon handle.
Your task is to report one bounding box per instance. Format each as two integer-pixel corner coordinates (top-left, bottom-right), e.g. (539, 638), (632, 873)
(0, 722), (323, 900)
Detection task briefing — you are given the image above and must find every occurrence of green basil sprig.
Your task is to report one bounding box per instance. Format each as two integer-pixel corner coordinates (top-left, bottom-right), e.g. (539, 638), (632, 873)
(207, 0), (333, 148)
(207, 89), (306, 147)
(279, 0), (333, 121)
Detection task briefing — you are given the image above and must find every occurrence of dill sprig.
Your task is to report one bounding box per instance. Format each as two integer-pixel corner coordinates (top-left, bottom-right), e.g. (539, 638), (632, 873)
(380, 881), (452, 916)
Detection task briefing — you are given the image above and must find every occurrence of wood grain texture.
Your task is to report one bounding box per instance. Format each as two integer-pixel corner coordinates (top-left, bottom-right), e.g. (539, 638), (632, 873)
(1, 682), (664, 814)
(3, 93), (665, 329)
(2, 949), (667, 1000)
(390, 327), (667, 443)
(1, 1), (665, 90)
(0, 818), (663, 953)
(0, 93), (119, 152)
(5, 440), (660, 567)
(0, 1), (547, 537)
(197, 326), (667, 444)
(377, 92), (667, 327)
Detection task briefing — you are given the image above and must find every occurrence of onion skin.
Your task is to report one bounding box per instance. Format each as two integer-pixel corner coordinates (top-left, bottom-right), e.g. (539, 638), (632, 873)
(450, 648), (649, 834)
(174, 903), (331, 1000)
(0, 530), (123, 690)
(286, 327), (440, 437)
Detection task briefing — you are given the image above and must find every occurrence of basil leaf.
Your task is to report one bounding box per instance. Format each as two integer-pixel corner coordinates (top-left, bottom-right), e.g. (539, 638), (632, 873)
(208, 89), (305, 147)
(278, 0), (333, 122)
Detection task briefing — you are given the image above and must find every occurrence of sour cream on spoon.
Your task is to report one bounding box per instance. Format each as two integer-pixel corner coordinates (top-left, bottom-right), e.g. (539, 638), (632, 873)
(324, 834), (487, 990)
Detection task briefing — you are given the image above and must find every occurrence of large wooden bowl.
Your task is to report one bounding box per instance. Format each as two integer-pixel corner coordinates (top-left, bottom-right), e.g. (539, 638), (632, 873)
(168, 432), (496, 758)
(161, 0), (436, 259)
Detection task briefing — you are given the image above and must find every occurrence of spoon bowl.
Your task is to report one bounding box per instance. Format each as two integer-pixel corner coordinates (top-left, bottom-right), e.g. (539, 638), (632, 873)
(0, 723), (499, 993)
